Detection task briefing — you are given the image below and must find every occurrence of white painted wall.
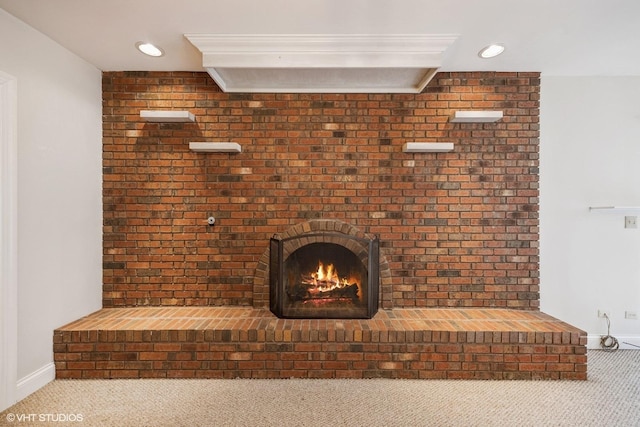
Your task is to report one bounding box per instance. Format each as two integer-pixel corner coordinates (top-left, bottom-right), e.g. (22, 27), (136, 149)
(0, 70), (18, 412)
(540, 76), (640, 349)
(0, 9), (102, 402)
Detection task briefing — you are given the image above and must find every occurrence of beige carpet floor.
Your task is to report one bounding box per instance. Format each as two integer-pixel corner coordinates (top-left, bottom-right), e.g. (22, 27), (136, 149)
(2, 350), (639, 427)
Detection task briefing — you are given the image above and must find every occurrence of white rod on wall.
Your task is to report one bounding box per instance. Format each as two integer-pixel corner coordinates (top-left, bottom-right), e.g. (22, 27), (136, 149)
(589, 206), (640, 214)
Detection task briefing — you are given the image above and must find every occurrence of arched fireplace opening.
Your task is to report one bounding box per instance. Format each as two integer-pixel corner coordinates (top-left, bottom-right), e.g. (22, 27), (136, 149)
(270, 232), (379, 319)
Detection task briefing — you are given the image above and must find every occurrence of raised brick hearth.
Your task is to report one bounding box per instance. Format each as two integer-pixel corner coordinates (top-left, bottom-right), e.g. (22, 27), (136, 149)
(54, 307), (587, 380)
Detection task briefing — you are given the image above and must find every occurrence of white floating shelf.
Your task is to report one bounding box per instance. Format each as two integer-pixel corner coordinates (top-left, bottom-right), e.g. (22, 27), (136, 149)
(402, 142), (454, 153)
(189, 142), (242, 153)
(450, 110), (503, 123)
(589, 206), (640, 214)
(140, 110), (195, 122)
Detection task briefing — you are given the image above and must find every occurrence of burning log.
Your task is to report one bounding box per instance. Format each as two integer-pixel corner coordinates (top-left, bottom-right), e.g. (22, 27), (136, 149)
(286, 261), (360, 303)
(288, 282), (359, 303)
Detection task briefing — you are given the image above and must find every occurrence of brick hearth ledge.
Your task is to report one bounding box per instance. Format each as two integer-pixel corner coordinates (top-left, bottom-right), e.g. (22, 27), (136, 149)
(54, 307), (587, 380)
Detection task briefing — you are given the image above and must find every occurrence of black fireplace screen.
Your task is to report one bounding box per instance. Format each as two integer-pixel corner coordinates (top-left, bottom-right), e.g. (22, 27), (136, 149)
(270, 233), (379, 319)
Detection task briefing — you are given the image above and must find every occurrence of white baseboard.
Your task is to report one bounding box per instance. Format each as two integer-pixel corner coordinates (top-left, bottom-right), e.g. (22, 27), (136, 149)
(587, 334), (640, 350)
(16, 362), (55, 402)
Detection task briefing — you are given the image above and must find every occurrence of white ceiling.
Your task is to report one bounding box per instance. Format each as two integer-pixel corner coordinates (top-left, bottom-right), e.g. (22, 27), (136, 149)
(1, 0), (639, 78)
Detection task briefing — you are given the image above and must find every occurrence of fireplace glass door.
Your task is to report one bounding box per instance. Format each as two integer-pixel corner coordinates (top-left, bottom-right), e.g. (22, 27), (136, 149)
(270, 233), (379, 319)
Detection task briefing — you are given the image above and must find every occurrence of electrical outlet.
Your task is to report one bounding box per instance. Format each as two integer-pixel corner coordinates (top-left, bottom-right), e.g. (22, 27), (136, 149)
(597, 309), (611, 318)
(625, 216), (638, 229)
(625, 311), (638, 320)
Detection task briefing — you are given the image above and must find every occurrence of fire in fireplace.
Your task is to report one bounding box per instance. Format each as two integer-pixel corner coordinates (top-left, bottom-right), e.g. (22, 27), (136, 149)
(270, 233), (379, 319)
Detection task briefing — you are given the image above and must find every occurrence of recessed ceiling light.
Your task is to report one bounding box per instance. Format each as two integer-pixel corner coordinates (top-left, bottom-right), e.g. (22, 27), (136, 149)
(135, 41), (164, 57)
(478, 44), (505, 59)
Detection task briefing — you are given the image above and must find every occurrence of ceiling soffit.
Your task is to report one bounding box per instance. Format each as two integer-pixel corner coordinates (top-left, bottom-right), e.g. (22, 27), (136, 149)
(184, 34), (458, 93)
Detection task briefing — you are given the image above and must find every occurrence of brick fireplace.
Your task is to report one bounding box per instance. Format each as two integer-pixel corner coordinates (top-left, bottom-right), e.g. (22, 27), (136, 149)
(101, 71), (541, 311)
(53, 71), (587, 380)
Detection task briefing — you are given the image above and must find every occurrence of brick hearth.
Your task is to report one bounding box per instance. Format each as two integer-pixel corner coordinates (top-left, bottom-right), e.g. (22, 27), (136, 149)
(54, 307), (587, 380)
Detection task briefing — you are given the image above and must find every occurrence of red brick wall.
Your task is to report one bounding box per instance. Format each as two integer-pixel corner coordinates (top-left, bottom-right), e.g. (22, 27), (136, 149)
(102, 71), (540, 309)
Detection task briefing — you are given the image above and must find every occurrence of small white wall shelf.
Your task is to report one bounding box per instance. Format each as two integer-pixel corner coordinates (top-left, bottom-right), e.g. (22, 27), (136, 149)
(402, 142), (454, 153)
(140, 110), (195, 122)
(189, 142), (242, 153)
(450, 110), (503, 123)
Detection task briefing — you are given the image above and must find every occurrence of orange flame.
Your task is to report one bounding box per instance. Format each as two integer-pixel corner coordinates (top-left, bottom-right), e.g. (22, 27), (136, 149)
(303, 262), (359, 296)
